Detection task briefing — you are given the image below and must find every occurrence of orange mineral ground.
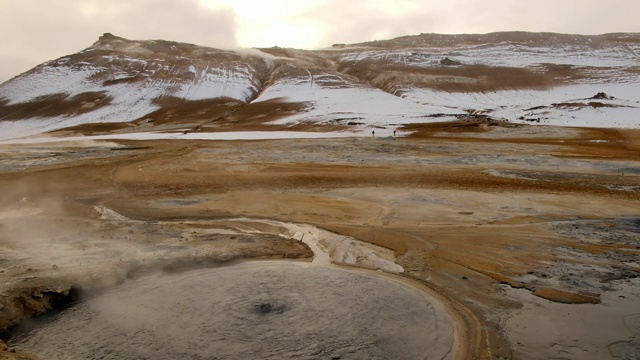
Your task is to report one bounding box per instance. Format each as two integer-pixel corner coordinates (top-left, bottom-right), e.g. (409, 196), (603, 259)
(0, 122), (638, 359)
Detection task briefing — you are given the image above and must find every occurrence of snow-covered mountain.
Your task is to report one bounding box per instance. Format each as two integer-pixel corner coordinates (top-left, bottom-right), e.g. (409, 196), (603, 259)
(1, 32), (639, 141)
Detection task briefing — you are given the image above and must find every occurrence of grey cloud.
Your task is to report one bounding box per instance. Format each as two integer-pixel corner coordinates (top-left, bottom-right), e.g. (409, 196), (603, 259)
(308, 2), (444, 47)
(311, 0), (640, 48)
(436, 0), (640, 35)
(1, 0), (638, 82)
(0, 0), (237, 82)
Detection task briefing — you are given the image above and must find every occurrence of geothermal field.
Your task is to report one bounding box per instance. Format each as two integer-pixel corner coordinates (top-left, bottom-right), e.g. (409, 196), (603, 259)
(0, 32), (639, 359)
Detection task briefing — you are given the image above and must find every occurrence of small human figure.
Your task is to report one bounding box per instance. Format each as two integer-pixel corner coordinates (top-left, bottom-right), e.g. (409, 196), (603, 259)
(372, 130), (375, 137)
(393, 130), (396, 137)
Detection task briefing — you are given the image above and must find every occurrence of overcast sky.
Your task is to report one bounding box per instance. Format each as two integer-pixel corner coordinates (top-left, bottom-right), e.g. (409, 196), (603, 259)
(1, 0), (638, 83)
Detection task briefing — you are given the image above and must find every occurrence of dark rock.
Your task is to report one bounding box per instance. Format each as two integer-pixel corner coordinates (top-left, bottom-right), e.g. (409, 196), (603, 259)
(440, 57), (462, 66)
(591, 92), (613, 100)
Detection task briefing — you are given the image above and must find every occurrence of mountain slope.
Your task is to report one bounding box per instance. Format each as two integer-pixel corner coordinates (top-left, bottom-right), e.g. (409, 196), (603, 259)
(0, 33), (270, 139)
(1, 32), (639, 141)
(322, 32), (640, 128)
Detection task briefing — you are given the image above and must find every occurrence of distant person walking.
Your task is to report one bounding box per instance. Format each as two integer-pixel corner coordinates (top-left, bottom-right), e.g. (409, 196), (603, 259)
(372, 130), (375, 137)
(393, 130), (396, 137)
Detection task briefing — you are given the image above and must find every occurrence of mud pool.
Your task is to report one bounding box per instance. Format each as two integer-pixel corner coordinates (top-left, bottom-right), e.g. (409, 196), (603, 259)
(12, 261), (455, 360)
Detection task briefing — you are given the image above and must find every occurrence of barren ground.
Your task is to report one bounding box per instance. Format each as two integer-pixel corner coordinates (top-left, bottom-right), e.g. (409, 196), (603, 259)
(0, 121), (639, 359)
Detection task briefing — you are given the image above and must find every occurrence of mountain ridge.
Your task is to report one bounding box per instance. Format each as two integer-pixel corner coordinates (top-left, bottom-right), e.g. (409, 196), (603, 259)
(1, 31), (639, 141)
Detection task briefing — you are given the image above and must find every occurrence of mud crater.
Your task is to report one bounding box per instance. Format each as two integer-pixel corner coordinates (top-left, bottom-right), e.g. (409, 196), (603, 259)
(10, 261), (455, 360)
(252, 301), (288, 315)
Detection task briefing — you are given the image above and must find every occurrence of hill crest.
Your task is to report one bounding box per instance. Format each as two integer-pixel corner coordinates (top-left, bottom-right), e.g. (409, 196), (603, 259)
(1, 31), (639, 141)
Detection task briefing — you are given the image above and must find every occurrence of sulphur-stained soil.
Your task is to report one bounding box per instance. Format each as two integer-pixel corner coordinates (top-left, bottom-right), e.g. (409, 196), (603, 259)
(0, 122), (639, 359)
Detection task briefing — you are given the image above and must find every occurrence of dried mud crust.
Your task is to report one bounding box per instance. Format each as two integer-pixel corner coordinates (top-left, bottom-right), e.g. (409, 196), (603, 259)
(531, 288), (600, 304)
(0, 339), (37, 360)
(551, 218), (640, 246)
(0, 125), (639, 359)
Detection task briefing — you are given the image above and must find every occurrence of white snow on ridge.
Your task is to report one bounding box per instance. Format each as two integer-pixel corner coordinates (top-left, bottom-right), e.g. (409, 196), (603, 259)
(333, 44), (640, 130)
(338, 42), (640, 72)
(252, 74), (459, 129)
(454, 43), (640, 70)
(0, 56), (262, 140)
(173, 62), (260, 101)
(402, 83), (640, 128)
(0, 66), (168, 140)
(513, 102), (639, 128)
(2, 38), (639, 142)
(252, 71), (639, 130)
(0, 67), (97, 105)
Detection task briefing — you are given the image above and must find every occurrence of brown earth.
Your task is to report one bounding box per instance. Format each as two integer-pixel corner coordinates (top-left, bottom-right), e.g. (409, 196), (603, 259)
(0, 92), (113, 120)
(0, 122), (639, 359)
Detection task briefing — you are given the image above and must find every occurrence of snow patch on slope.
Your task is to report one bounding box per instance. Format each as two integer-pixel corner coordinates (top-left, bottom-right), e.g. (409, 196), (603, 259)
(338, 41), (640, 76)
(0, 55), (262, 140)
(252, 72), (459, 129)
(173, 63), (259, 101)
(402, 83), (640, 128)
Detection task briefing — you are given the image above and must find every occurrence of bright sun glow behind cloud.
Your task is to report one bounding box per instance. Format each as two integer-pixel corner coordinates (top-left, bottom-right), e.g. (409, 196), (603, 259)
(200, 0), (328, 48)
(198, 0), (428, 49)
